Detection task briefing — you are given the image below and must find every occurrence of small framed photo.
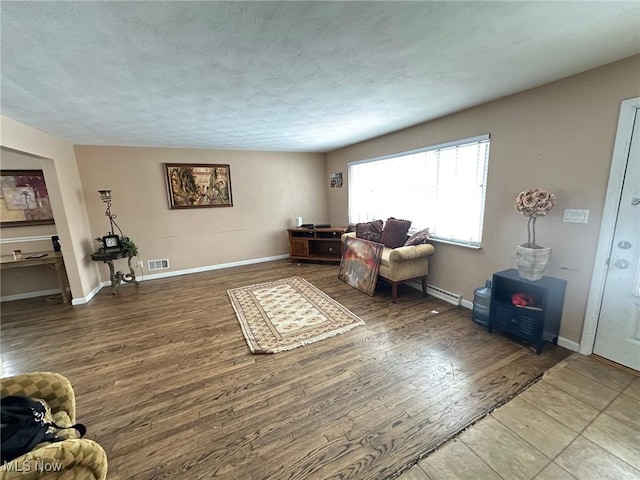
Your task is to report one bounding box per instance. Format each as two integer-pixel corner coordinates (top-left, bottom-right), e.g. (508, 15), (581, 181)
(330, 172), (343, 188)
(164, 164), (233, 209)
(101, 234), (121, 252)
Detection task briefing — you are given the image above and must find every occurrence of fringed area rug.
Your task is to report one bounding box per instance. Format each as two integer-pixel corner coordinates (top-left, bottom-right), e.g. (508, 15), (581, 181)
(227, 276), (365, 353)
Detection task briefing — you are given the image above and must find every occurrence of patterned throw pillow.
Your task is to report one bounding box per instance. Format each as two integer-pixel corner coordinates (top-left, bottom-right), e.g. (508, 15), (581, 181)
(404, 228), (431, 246)
(380, 218), (412, 248)
(355, 220), (384, 242)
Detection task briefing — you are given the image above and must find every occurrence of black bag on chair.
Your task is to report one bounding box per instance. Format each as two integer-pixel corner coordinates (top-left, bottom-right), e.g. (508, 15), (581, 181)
(0, 395), (86, 463)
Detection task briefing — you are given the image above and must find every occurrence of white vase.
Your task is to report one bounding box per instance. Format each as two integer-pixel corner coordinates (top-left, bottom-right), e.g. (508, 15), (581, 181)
(515, 245), (551, 281)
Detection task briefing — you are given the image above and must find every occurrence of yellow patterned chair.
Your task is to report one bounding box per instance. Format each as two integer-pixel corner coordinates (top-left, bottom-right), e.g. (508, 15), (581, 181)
(0, 372), (107, 480)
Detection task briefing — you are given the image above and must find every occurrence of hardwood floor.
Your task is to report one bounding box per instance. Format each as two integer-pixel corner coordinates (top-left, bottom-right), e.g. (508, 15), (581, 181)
(0, 260), (571, 479)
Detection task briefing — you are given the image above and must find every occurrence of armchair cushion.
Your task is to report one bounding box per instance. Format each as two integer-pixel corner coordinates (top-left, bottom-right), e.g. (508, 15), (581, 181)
(355, 220), (383, 242)
(380, 218), (412, 248)
(404, 228), (431, 246)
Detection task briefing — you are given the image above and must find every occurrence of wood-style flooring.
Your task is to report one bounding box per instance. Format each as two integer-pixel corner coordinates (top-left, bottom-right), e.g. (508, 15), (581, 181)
(0, 260), (571, 479)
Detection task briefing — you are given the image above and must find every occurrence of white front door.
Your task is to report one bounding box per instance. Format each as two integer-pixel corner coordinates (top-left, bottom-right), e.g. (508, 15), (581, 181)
(593, 109), (640, 371)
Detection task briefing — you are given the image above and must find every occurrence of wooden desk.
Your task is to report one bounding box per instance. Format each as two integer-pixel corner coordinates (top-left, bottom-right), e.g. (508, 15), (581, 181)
(0, 252), (70, 303)
(90, 251), (139, 295)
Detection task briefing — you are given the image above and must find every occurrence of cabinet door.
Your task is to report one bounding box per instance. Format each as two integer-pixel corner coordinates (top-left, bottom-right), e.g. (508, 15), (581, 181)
(493, 303), (543, 341)
(290, 238), (309, 257)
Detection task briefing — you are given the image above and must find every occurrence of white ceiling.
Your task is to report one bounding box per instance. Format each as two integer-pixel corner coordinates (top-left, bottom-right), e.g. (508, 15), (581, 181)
(1, 1), (639, 153)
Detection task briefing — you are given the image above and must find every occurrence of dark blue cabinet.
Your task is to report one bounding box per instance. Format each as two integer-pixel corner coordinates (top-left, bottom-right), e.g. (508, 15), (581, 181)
(488, 269), (566, 354)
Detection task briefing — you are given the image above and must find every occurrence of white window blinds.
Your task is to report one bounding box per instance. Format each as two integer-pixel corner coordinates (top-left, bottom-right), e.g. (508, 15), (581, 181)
(348, 134), (490, 247)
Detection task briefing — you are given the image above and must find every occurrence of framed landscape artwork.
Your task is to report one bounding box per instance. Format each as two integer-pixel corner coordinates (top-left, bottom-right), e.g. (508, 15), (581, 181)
(0, 170), (55, 227)
(164, 163), (233, 209)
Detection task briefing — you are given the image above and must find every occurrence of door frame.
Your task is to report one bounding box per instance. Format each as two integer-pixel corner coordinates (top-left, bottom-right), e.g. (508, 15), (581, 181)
(580, 97), (640, 355)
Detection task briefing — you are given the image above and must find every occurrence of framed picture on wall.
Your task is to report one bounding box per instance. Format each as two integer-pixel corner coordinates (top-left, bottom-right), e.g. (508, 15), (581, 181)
(0, 170), (55, 227)
(164, 163), (233, 209)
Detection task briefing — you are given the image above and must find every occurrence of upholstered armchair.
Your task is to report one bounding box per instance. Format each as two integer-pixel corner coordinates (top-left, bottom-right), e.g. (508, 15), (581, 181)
(0, 372), (107, 480)
(342, 231), (435, 302)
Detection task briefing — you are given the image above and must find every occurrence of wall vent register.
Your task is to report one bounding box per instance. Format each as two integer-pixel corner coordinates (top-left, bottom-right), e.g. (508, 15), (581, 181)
(148, 259), (170, 270)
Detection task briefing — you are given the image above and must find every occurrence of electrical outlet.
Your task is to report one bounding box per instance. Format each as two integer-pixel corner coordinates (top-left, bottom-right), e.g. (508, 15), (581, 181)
(137, 260), (144, 268)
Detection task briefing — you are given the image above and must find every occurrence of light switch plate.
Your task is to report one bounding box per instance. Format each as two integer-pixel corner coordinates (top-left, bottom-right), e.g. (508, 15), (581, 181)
(563, 209), (589, 224)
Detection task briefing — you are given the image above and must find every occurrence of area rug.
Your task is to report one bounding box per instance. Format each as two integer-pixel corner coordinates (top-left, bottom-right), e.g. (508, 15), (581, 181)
(338, 236), (384, 296)
(227, 276), (365, 353)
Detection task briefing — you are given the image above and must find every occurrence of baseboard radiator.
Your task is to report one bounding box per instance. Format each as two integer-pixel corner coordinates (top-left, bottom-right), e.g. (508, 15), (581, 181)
(407, 280), (462, 306)
(427, 284), (462, 306)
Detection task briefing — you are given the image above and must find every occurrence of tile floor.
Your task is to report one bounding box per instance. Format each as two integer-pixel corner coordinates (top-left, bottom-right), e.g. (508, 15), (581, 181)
(397, 353), (640, 480)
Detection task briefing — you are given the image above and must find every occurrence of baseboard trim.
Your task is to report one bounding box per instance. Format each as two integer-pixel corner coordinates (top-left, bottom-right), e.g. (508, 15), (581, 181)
(460, 299), (473, 309)
(138, 254), (290, 281)
(75, 254), (291, 302)
(1, 288), (64, 302)
(557, 337), (580, 352)
(71, 283), (103, 305)
(405, 281), (580, 352)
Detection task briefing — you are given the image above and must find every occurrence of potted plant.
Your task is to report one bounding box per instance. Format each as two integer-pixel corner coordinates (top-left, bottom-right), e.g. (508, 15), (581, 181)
(118, 236), (138, 257)
(514, 188), (556, 280)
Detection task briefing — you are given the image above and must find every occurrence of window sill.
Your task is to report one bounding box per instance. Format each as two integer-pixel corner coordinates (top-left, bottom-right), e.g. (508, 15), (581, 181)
(429, 237), (482, 250)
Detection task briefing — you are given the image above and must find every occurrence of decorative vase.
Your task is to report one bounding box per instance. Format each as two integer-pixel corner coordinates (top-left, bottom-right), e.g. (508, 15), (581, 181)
(515, 245), (551, 281)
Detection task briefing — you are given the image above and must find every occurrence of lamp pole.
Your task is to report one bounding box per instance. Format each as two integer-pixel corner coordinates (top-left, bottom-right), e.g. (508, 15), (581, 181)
(98, 190), (120, 236)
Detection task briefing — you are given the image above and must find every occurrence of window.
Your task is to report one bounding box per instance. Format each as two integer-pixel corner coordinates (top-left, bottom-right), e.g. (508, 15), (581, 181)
(348, 134), (490, 247)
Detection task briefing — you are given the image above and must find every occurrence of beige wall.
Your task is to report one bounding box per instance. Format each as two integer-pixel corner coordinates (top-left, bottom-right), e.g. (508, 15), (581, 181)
(0, 116), (100, 301)
(326, 55), (640, 344)
(74, 146), (327, 279)
(0, 149), (58, 251)
(0, 149), (63, 298)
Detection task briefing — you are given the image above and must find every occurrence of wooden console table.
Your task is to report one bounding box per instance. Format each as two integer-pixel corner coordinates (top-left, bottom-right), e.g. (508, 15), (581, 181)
(288, 227), (347, 263)
(90, 251), (139, 295)
(0, 251), (70, 303)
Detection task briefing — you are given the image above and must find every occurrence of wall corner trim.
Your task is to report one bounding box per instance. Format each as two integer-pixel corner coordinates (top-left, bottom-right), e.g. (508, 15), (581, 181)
(71, 283), (103, 305)
(557, 337), (580, 352)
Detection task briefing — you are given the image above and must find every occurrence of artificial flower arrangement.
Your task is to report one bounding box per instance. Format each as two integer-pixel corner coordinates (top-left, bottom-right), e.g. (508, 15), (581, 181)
(514, 189), (556, 248)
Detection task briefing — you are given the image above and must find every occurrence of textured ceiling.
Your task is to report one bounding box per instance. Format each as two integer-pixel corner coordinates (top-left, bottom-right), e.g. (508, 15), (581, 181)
(1, 1), (639, 152)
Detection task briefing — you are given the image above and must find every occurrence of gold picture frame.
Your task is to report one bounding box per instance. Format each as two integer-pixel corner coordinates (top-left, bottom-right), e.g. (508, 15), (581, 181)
(164, 163), (233, 209)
